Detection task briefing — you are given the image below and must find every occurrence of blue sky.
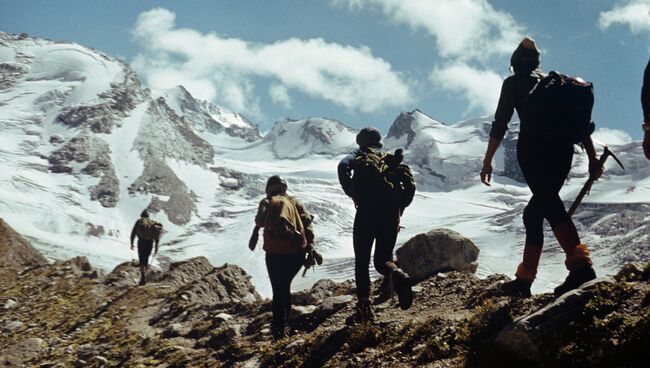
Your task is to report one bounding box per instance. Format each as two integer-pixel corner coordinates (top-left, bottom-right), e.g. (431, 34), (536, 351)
(1, 0), (649, 139)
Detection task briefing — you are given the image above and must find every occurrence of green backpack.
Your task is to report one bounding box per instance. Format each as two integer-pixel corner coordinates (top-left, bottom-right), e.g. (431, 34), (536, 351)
(351, 148), (415, 209)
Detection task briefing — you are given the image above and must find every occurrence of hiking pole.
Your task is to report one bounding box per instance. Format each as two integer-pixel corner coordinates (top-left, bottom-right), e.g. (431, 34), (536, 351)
(568, 146), (624, 217)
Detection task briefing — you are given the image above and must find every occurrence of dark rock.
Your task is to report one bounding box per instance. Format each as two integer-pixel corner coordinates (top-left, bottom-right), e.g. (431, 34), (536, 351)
(0, 218), (47, 270)
(396, 228), (479, 282)
(386, 110), (418, 147)
(294, 279), (339, 305)
(494, 277), (616, 365)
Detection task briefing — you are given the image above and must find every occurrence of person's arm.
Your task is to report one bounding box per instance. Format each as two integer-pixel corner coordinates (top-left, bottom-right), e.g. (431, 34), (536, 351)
(294, 199), (315, 247)
(154, 238), (160, 255)
(337, 153), (356, 197)
(480, 137), (502, 186)
(254, 199), (269, 227)
(642, 58), (650, 159)
(130, 221), (138, 250)
(581, 136), (603, 180)
(481, 78), (513, 186)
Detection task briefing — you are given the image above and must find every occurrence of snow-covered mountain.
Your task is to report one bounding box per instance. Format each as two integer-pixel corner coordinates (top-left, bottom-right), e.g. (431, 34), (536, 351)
(1, 32), (649, 296)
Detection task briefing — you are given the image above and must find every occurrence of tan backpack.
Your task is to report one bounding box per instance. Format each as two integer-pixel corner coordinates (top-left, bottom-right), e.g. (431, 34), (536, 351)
(262, 195), (307, 254)
(136, 218), (163, 241)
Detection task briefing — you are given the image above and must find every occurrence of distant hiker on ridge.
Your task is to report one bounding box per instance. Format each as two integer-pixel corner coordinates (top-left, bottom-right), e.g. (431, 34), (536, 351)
(641, 57), (650, 159)
(338, 127), (416, 323)
(249, 175), (320, 339)
(130, 209), (163, 286)
(480, 37), (603, 297)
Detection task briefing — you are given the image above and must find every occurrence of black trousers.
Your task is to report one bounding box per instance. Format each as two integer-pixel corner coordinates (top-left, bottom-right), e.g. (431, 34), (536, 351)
(517, 134), (574, 245)
(353, 205), (400, 300)
(137, 238), (154, 267)
(265, 252), (305, 327)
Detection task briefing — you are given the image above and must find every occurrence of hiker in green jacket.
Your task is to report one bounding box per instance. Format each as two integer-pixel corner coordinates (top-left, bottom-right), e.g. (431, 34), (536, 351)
(480, 37), (603, 298)
(130, 210), (162, 286)
(250, 175), (318, 339)
(338, 127), (416, 323)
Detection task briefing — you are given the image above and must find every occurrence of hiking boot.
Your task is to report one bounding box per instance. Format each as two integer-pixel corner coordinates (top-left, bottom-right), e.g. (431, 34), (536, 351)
(271, 324), (290, 340)
(138, 277), (146, 286)
(501, 278), (532, 298)
(373, 276), (392, 305)
(554, 264), (596, 297)
(391, 268), (413, 310)
(347, 301), (374, 325)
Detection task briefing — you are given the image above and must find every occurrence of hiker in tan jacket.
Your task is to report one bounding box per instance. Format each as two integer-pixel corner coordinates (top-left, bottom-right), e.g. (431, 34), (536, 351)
(250, 175), (317, 339)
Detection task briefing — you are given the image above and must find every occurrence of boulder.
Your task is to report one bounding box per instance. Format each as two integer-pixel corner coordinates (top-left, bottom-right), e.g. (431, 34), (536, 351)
(293, 279), (339, 305)
(396, 228), (479, 281)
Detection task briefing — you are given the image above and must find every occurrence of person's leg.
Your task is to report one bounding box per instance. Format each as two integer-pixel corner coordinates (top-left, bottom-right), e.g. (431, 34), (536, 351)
(265, 254), (286, 337)
(350, 208), (375, 323)
(283, 253), (306, 328)
(137, 239), (153, 285)
(353, 209), (374, 302)
(373, 208), (412, 309)
(538, 144), (595, 295)
(507, 138), (546, 296)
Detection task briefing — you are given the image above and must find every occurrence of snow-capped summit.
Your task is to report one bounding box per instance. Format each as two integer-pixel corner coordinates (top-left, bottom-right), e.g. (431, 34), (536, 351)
(156, 86), (261, 144)
(265, 117), (358, 159)
(1, 32), (649, 297)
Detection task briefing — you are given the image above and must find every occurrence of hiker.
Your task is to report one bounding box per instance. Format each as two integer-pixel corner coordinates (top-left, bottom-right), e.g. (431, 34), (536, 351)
(250, 175), (316, 339)
(641, 57), (650, 159)
(338, 127), (416, 323)
(130, 209), (162, 286)
(480, 37), (603, 297)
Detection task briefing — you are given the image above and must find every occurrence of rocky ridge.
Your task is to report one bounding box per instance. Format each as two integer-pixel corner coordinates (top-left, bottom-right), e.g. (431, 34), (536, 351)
(1, 220), (648, 368)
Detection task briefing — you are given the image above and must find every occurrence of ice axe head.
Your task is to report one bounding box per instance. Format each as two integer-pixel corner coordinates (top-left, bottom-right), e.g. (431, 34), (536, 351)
(602, 146), (625, 171)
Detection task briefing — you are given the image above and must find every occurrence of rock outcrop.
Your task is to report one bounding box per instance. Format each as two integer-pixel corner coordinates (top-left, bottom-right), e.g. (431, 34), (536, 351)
(396, 228), (480, 281)
(1, 221), (647, 368)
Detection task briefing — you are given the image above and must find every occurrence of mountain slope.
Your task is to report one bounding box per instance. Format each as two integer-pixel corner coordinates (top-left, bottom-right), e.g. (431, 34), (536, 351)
(1, 32), (649, 297)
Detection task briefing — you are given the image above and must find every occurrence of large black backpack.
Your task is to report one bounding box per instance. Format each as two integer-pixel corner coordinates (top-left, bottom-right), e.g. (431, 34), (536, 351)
(351, 148), (415, 209)
(520, 71), (595, 144)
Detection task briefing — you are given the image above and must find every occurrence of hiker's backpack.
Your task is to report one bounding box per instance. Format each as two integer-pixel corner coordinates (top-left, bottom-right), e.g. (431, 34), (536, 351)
(351, 148), (415, 209)
(520, 71), (595, 145)
(136, 218), (163, 241)
(262, 195), (307, 254)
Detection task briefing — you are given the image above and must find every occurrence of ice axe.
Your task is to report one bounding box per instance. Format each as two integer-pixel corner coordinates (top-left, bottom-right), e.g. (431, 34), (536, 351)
(568, 146), (624, 217)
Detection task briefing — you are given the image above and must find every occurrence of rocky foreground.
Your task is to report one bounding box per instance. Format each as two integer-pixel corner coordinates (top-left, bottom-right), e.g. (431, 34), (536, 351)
(1, 219), (648, 368)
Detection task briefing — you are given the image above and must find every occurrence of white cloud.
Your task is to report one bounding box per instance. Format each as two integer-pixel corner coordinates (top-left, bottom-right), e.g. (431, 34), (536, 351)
(332, 0), (524, 60)
(269, 84), (292, 108)
(591, 128), (633, 146)
(332, 1), (524, 118)
(131, 7), (412, 118)
(430, 63), (503, 115)
(599, 0), (650, 33)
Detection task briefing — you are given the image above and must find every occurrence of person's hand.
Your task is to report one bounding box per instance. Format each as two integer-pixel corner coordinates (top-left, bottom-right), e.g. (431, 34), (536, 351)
(130, 244), (134, 251)
(480, 161), (493, 186)
(588, 158), (604, 181)
(154, 246), (159, 256)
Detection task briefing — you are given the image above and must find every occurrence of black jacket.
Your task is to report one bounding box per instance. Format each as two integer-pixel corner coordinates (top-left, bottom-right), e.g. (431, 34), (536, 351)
(490, 71), (542, 140)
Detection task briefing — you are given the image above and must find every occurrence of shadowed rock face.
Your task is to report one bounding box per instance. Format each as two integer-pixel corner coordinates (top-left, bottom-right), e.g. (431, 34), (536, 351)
(129, 157), (197, 225)
(386, 110), (418, 147)
(171, 86), (261, 142)
(48, 133), (119, 208)
(55, 64), (146, 134)
(0, 219), (47, 270)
